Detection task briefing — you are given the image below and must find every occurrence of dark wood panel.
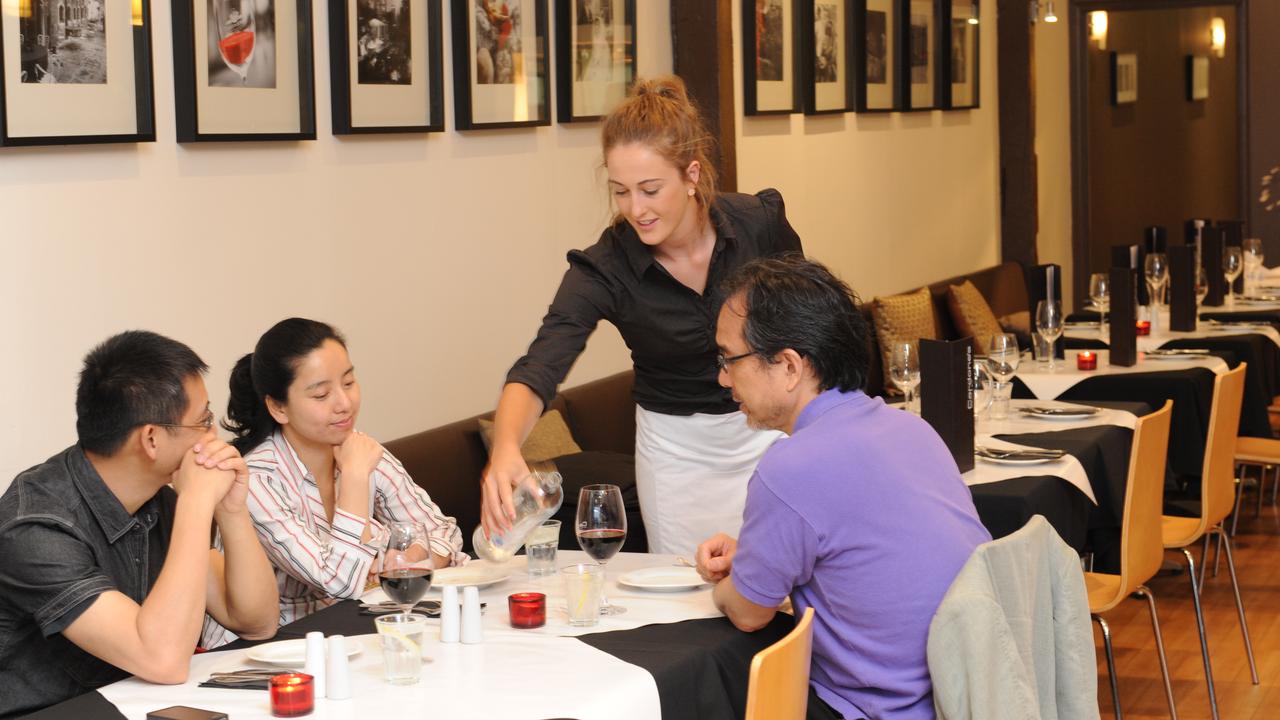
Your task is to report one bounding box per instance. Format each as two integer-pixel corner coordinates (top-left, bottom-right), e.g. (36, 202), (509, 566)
(671, 0), (738, 193)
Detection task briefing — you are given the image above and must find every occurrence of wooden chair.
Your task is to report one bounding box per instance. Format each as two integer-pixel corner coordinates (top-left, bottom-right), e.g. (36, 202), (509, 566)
(1161, 364), (1258, 720)
(744, 607), (816, 720)
(1232, 435), (1280, 535)
(1085, 401), (1176, 719)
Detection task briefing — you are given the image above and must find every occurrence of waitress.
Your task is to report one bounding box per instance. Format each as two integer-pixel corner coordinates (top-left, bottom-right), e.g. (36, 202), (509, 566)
(481, 75), (803, 556)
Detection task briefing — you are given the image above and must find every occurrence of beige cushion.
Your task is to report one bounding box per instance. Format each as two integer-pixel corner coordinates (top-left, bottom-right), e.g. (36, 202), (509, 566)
(871, 287), (938, 395)
(478, 409), (582, 464)
(947, 280), (1005, 354)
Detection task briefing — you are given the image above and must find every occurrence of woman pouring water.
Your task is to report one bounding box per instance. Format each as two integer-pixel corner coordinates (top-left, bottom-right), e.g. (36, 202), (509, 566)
(481, 76), (803, 556)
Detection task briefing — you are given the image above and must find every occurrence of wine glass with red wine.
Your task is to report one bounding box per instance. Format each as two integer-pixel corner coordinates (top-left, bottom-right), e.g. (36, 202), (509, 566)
(576, 484), (627, 616)
(378, 521), (433, 618)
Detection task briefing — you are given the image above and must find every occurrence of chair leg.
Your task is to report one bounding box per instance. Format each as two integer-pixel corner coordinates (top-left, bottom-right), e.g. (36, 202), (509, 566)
(1093, 614), (1124, 720)
(1257, 468), (1266, 517)
(1198, 536), (1210, 595)
(1212, 525), (1260, 685)
(1271, 465), (1279, 506)
(1213, 531), (1223, 580)
(1180, 547), (1220, 720)
(1230, 472), (1244, 537)
(1136, 586), (1178, 720)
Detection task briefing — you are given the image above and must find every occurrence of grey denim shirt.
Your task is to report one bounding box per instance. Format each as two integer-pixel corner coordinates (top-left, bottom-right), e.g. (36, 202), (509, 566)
(0, 445), (176, 719)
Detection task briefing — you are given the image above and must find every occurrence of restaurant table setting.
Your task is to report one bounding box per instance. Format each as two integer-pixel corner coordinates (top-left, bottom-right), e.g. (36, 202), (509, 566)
(1012, 348), (1228, 401)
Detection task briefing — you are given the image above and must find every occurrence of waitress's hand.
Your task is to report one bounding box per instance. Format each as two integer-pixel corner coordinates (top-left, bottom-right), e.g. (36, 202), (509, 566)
(481, 443), (529, 537)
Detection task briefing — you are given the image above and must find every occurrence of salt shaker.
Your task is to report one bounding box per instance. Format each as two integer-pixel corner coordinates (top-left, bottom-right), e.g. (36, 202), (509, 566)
(440, 584), (460, 643)
(461, 586), (484, 644)
(325, 634), (352, 700)
(304, 631), (327, 698)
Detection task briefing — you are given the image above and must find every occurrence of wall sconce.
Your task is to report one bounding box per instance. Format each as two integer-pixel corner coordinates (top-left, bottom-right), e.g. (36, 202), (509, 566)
(131, 0), (143, 25)
(1029, 0), (1058, 24)
(1210, 17), (1226, 58)
(1089, 11), (1108, 50)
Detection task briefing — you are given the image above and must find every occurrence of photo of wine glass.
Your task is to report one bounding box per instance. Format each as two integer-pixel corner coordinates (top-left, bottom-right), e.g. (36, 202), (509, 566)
(576, 484), (627, 616)
(208, 0), (277, 88)
(378, 521), (434, 618)
(212, 0), (256, 82)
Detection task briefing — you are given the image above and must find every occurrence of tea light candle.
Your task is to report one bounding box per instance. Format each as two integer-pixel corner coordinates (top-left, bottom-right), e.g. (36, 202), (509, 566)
(270, 673), (314, 717)
(508, 592), (546, 629)
(1136, 320), (1151, 336)
(1077, 351), (1098, 371)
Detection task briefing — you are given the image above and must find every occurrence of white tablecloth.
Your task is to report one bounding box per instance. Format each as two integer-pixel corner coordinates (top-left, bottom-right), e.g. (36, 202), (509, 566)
(1014, 349), (1227, 400)
(1065, 315), (1280, 349)
(98, 552), (718, 720)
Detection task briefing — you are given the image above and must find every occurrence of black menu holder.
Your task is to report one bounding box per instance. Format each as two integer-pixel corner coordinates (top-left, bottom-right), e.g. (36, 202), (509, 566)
(1203, 226), (1225, 306)
(1108, 268), (1138, 366)
(1112, 244), (1149, 305)
(1169, 245), (1197, 331)
(1025, 263), (1064, 358)
(1145, 226), (1168, 254)
(919, 338), (974, 473)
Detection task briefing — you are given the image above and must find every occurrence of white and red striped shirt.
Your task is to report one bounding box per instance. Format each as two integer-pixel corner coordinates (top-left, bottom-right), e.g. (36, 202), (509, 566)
(202, 430), (465, 648)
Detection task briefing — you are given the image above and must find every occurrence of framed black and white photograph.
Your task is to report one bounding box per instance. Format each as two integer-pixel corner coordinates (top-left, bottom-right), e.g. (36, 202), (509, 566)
(902, 0), (937, 110)
(172, 0), (317, 140)
(330, 0), (443, 133)
(0, 0), (156, 145)
(942, 0), (977, 108)
(799, 0), (852, 114)
(854, 0), (898, 111)
(1186, 54), (1208, 102)
(743, 0), (798, 115)
(555, 0), (634, 122)
(452, 0), (549, 130)
(1110, 51), (1137, 105)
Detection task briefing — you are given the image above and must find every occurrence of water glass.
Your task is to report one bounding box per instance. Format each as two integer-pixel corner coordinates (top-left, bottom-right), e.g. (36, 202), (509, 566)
(1035, 300), (1064, 370)
(1145, 252), (1169, 316)
(525, 519), (561, 577)
(986, 333), (1019, 420)
(889, 341), (922, 413)
(561, 563), (604, 627)
(376, 613), (427, 685)
(1243, 238), (1265, 296)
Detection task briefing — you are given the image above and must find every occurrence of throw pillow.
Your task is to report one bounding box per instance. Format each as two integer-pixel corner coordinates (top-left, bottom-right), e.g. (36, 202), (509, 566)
(947, 280), (1004, 355)
(871, 287), (938, 395)
(477, 409), (582, 464)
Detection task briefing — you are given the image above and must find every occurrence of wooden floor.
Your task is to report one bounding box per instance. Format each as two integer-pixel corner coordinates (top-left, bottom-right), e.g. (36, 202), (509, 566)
(1094, 485), (1280, 719)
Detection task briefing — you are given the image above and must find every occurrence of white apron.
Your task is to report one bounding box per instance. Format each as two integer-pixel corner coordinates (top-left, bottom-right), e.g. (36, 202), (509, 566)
(634, 406), (783, 556)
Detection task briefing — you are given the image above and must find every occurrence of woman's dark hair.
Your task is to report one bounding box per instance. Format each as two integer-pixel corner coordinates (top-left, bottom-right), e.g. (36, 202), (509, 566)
(719, 254), (871, 393)
(224, 318), (346, 455)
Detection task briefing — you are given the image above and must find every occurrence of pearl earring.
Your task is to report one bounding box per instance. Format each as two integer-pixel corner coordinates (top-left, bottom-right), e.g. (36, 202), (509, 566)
(688, 188), (695, 197)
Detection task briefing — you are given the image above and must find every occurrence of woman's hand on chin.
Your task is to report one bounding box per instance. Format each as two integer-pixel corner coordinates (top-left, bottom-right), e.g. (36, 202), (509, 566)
(334, 430), (384, 483)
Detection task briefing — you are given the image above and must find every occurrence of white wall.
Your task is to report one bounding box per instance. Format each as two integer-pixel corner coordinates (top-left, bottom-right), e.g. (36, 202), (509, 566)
(1, 0), (1006, 493)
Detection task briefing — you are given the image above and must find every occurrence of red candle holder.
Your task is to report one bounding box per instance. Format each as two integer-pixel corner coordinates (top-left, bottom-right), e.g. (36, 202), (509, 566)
(1136, 320), (1151, 336)
(1077, 351), (1098, 371)
(270, 673), (314, 717)
(508, 592), (546, 629)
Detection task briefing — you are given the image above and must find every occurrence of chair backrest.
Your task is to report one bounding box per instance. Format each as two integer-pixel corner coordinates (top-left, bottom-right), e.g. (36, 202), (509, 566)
(1202, 364), (1247, 527)
(1119, 401), (1174, 595)
(745, 607), (816, 720)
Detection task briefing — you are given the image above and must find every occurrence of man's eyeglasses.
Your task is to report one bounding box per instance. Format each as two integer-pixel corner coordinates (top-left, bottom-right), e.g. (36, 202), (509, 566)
(151, 412), (216, 432)
(716, 351), (758, 371)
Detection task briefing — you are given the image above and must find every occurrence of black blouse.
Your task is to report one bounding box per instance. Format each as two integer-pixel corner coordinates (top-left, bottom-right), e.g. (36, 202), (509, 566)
(506, 189), (804, 416)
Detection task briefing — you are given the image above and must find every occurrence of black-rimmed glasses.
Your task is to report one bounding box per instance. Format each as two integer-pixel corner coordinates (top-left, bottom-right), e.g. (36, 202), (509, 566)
(716, 351), (757, 371)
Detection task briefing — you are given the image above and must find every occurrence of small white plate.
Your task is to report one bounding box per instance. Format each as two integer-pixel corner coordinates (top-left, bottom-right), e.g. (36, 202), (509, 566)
(247, 638), (362, 666)
(431, 562), (513, 589)
(976, 453), (1062, 466)
(617, 566), (708, 592)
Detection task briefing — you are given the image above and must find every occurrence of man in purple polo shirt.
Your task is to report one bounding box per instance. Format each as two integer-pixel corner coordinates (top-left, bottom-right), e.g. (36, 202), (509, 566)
(696, 256), (991, 720)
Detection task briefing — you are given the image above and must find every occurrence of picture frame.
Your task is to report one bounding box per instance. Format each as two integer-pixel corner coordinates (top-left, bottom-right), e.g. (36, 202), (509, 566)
(554, 0), (635, 123)
(330, 0), (443, 133)
(743, 0), (799, 115)
(853, 0), (899, 112)
(0, 0), (156, 146)
(451, 0), (549, 130)
(1110, 51), (1137, 105)
(172, 0), (317, 141)
(799, 0), (853, 114)
(941, 0), (977, 109)
(1186, 54), (1208, 102)
(900, 0), (939, 111)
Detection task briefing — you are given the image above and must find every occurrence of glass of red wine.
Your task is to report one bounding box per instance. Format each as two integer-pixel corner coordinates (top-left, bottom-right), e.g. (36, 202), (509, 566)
(575, 484), (627, 616)
(378, 521), (433, 618)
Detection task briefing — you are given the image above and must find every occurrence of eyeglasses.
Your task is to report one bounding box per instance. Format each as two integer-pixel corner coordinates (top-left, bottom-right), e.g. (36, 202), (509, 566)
(716, 351), (758, 371)
(151, 412), (216, 432)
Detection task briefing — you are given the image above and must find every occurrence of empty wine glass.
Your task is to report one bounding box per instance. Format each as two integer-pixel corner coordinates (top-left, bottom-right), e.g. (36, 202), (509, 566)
(986, 333), (1019, 420)
(1035, 300), (1063, 370)
(1145, 252), (1169, 331)
(378, 521), (433, 618)
(212, 0), (256, 83)
(1243, 238), (1265, 297)
(1224, 246), (1243, 307)
(1088, 273), (1110, 332)
(889, 341), (922, 413)
(576, 484), (627, 616)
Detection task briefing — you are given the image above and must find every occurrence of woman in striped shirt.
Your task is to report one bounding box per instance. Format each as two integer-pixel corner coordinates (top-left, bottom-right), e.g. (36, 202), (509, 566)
(206, 318), (465, 645)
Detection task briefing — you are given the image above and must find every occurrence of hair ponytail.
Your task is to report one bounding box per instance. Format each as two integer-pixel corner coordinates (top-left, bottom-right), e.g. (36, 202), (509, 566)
(223, 353), (273, 455)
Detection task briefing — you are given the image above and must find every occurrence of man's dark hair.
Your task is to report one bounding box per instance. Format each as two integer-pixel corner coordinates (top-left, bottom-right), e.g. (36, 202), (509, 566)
(719, 254), (871, 393)
(76, 331), (208, 455)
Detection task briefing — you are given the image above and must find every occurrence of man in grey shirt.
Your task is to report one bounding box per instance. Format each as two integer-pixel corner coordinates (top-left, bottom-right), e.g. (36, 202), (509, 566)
(0, 331), (280, 718)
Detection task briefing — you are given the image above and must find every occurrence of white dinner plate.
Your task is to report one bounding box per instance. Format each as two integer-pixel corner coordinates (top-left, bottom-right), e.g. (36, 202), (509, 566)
(975, 454), (1062, 466)
(431, 562), (513, 589)
(617, 566), (709, 592)
(247, 638), (362, 666)
(1018, 406), (1099, 420)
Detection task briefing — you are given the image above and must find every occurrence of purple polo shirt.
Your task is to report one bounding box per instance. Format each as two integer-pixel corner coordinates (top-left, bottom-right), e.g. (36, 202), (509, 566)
(731, 389), (990, 719)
